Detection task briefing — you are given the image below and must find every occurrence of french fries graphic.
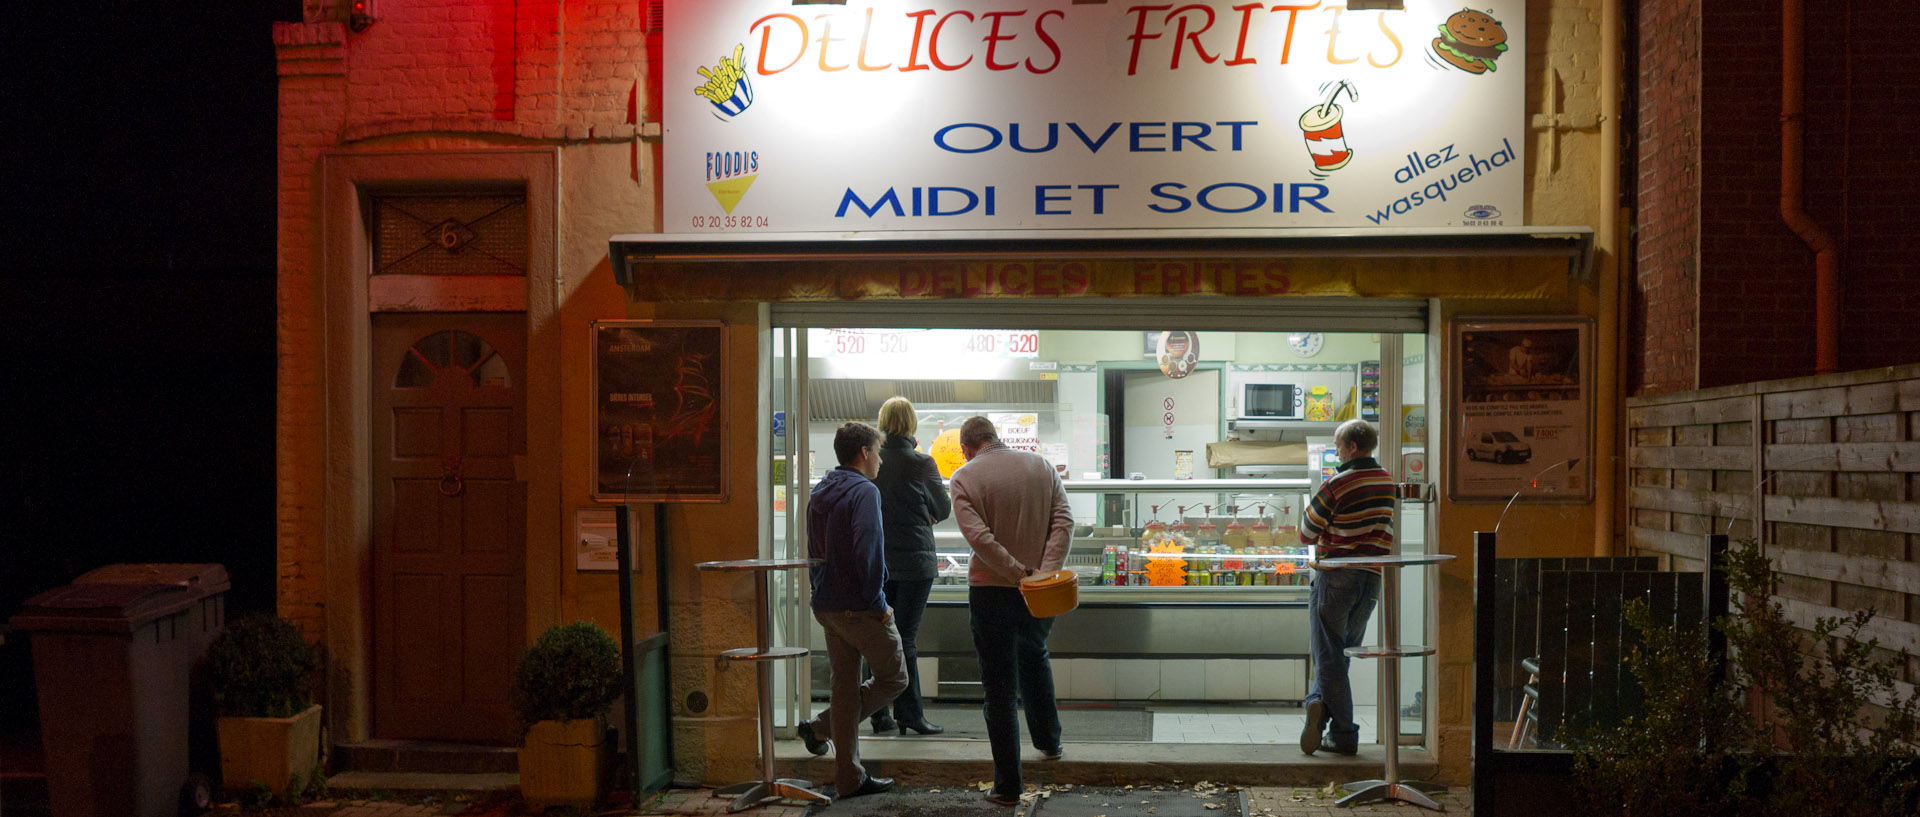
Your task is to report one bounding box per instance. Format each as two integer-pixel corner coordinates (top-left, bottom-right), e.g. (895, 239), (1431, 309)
(695, 44), (754, 119)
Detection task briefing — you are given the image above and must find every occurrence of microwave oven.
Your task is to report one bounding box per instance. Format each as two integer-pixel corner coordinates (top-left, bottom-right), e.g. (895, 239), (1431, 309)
(1238, 382), (1301, 419)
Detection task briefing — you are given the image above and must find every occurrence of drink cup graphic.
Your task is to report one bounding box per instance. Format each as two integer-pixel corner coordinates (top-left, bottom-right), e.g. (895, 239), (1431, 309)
(1299, 80), (1358, 172)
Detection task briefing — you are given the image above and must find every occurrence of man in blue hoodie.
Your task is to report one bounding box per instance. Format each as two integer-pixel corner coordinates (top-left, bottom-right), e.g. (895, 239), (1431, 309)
(795, 422), (907, 799)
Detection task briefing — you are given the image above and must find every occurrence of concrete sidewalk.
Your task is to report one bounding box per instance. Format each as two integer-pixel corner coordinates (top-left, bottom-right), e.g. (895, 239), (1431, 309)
(278, 783), (1472, 816)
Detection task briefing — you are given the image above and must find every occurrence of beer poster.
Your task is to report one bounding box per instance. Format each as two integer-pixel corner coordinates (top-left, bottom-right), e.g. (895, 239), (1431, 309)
(1447, 317), (1592, 504)
(665, 1), (1525, 233)
(593, 320), (728, 502)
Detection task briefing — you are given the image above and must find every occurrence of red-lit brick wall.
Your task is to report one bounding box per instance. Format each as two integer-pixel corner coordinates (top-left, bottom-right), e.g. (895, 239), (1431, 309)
(273, 21), (347, 639)
(339, 0), (643, 137)
(1639, 0), (1920, 394)
(1633, 0), (1701, 395)
(273, 0), (649, 647)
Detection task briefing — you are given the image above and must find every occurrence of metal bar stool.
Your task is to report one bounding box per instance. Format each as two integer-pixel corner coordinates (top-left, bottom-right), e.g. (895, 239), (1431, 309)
(696, 558), (828, 813)
(1319, 553), (1456, 812)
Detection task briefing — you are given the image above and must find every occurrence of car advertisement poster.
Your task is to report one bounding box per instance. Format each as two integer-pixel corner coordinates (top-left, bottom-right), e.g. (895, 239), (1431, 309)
(1448, 318), (1592, 503)
(664, 0), (1524, 233)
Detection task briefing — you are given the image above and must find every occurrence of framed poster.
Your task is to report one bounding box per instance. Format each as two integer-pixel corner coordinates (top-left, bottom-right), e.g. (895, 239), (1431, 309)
(593, 320), (727, 502)
(1448, 317), (1592, 504)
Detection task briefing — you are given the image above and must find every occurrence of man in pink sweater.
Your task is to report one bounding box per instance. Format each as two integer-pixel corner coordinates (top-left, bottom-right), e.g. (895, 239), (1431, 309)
(949, 416), (1074, 806)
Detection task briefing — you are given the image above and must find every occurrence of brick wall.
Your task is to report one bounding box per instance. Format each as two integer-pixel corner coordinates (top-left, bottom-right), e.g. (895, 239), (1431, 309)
(1698, 0), (1809, 387)
(340, 0), (644, 136)
(274, 21), (348, 639)
(1643, 0), (1920, 395)
(1814, 3), (1920, 372)
(1633, 0), (1701, 395)
(274, 2), (651, 644)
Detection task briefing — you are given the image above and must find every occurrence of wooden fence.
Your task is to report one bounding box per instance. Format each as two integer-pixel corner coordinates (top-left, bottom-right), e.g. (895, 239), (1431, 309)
(1625, 363), (1920, 698)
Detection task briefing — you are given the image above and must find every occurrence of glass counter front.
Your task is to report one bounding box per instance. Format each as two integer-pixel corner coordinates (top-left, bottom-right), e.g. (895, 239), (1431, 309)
(929, 478), (1316, 596)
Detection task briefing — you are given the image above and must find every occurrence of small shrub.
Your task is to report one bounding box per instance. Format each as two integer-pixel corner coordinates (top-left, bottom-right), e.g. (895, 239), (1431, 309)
(206, 613), (323, 718)
(240, 781), (274, 810)
(1573, 539), (1920, 817)
(306, 761), (330, 800)
(510, 621), (623, 727)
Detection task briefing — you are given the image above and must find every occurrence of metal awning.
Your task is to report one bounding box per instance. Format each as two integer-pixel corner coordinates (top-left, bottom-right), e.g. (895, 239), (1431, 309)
(607, 226), (1594, 302)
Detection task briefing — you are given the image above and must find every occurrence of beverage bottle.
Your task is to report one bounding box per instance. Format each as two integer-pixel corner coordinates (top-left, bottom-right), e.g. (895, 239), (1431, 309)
(1100, 546), (1116, 585)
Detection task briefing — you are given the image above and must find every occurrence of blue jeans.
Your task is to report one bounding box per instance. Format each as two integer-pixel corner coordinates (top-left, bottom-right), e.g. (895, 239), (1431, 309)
(1305, 567), (1381, 752)
(877, 578), (934, 725)
(969, 586), (1060, 798)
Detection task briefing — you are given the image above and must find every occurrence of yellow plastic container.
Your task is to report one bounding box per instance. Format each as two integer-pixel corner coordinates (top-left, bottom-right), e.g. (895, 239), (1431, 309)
(1019, 570), (1080, 618)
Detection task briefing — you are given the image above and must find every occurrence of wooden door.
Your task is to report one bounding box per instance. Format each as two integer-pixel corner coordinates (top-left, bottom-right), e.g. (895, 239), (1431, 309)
(371, 313), (526, 743)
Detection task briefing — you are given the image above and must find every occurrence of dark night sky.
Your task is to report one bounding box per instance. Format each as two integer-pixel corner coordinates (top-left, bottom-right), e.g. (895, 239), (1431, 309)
(3, 1), (301, 733)
(2, 1), (293, 272)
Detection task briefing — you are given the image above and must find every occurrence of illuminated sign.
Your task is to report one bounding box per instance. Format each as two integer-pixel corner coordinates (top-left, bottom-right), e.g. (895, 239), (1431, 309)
(665, 0), (1523, 232)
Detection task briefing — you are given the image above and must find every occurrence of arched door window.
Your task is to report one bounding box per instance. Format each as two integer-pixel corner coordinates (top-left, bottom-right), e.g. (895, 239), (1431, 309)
(393, 330), (513, 389)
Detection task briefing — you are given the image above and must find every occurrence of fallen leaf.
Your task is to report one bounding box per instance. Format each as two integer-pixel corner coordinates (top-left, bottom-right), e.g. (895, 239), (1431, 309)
(1205, 803), (1223, 810)
(977, 782), (994, 791)
(928, 788), (941, 793)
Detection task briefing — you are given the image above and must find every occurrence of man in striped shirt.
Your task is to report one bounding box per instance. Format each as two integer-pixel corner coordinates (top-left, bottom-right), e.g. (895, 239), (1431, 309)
(1298, 419), (1396, 755)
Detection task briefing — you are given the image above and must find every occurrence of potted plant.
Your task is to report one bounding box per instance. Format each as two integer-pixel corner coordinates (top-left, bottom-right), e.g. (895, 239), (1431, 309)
(512, 621), (623, 811)
(205, 612), (324, 801)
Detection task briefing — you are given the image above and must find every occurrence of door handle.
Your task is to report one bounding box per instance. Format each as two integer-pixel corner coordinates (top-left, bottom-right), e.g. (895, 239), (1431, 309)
(440, 457), (464, 497)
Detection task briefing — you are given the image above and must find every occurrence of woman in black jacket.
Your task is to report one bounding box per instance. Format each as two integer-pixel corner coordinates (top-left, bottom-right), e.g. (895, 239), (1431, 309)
(869, 396), (951, 735)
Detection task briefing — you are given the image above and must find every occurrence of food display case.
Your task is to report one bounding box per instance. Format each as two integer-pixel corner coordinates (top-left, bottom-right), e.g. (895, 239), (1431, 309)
(913, 479), (1318, 664)
(932, 479), (1316, 591)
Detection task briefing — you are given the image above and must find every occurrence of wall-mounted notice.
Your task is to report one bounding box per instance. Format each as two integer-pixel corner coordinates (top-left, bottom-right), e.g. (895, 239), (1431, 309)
(593, 320), (728, 502)
(665, 1), (1525, 233)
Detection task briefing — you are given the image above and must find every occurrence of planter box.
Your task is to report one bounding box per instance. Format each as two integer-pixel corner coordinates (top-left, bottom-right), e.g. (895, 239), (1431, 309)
(216, 704), (322, 798)
(518, 718), (607, 811)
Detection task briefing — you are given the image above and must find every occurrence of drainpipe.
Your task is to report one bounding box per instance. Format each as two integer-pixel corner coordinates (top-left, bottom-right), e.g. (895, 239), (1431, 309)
(1594, 0), (1621, 557)
(1781, 0), (1841, 374)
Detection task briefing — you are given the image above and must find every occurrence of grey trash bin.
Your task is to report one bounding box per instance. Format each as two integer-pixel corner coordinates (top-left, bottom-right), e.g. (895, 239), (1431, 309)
(9, 564), (229, 817)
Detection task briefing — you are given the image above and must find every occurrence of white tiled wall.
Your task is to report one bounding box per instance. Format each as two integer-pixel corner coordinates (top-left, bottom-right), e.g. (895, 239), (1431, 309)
(1048, 658), (1309, 702)
(1202, 660), (1252, 700)
(1158, 660), (1206, 699)
(1114, 660), (1162, 699)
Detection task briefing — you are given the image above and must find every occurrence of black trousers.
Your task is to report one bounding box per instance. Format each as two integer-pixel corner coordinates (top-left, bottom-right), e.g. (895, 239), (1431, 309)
(969, 585), (1060, 798)
(873, 577), (935, 725)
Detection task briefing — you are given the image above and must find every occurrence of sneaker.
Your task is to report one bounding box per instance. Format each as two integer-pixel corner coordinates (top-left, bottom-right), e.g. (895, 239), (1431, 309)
(1040, 745), (1064, 761)
(1322, 743), (1360, 756)
(1300, 701), (1326, 754)
(796, 721), (831, 756)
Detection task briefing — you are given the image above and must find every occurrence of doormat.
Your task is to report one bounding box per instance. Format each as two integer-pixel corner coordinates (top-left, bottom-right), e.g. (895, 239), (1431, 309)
(915, 704), (1154, 742)
(796, 784), (1243, 817)
(1030, 783), (1244, 817)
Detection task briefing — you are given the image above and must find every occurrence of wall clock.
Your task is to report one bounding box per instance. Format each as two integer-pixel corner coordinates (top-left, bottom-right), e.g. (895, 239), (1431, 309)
(1288, 332), (1324, 358)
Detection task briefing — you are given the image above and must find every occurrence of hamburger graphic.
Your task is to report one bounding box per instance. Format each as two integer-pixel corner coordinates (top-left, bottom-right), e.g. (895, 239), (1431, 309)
(1433, 8), (1509, 74)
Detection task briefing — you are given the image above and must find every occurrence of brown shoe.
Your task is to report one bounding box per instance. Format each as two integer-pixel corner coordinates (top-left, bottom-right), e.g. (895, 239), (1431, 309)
(1300, 701), (1325, 755)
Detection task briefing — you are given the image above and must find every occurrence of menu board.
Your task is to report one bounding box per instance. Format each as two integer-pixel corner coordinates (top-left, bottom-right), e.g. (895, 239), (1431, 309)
(593, 321), (728, 502)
